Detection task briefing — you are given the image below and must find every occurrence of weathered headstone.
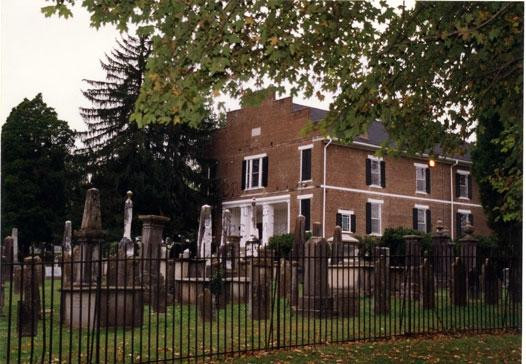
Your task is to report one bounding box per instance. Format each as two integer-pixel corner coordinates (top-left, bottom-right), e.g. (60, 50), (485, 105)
(451, 257), (467, 306)
(458, 223), (479, 299)
(18, 256), (42, 337)
(430, 220), (453, 288)
(62, 220), (73, 288)
(11, 228), (18, 264)
(330, 226), (344, 264)
(403, 235), (422, 300)
(196, 205), (213, 261)
(197, 288), (216, 321)
(18, 300), (37, 337)
(220, 209), (232, 247)
(421, 257), (435, 309)
(373, 247), (390, 314)
(482, 258), (499, 305)
(297, 222), (333, 317)
(249, 247), (272, 320)
(291, 215), (305, 261)
(289, 260), (299, 307)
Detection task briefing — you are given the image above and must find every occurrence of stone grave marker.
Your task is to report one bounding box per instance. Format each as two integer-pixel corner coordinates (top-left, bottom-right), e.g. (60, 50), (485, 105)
(483, 258), (499, 305)
(373, 247), (390, 314)
(451, 257), (467, 306)
(249, 247), (272, 320)
(197, 288), (216, 321)
(421, 257), (435, 309)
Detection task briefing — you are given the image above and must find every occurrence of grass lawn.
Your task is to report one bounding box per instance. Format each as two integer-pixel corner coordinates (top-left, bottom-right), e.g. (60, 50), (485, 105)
(0, 278), (521, 363)
(218, 332), (521, 363)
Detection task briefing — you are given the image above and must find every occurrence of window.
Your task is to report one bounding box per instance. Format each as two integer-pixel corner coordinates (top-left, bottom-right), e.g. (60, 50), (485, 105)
(300, 147), (312, 181)
(366, 156), (385, 187)
(413, 206), (431, 233)
(241, 155), (268, 190)
(456, 171), (471, 199)
(456, 210), (473, 238)
(415, 164), (430, 193)
(300, 198), (311, 231)
(366, 200), (382, 235)
(336, 210), (356, 233)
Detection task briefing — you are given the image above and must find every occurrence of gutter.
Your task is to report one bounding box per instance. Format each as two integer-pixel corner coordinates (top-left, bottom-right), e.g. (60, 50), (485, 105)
(450, 159), (459, 239)
(322, 137), (333, 237)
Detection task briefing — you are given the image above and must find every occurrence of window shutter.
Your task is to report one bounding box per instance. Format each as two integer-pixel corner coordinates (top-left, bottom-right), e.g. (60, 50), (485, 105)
(455, 173), (460, 197)
(336, 213), (342, 227)
(366, 203), (371, 234)
(380, 161), (386, 187)
(365, 158), (371, 186)
(469, 213), (474, 226)
(351, 214), (356, 233)
(468, 175), (472, 199)
(262, 156), (269, 187)
(241, 160), (247, 190)
(301, 149), (311, 181)
(456, 212), (462, 238)
(426, 209), (431, 233)
(426, 168), (431, 193)
(412, 208), (418, 230)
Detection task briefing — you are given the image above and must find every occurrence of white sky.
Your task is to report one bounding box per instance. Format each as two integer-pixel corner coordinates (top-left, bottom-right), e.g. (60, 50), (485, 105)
(1, 0), (336, 133)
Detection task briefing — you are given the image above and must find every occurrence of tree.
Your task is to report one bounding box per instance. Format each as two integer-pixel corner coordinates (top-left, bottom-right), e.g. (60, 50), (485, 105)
(44, 2), (522, 223)
(1, 94), (75, 253)
(80, 35), (217, 241)
(472, 110), (521, 250)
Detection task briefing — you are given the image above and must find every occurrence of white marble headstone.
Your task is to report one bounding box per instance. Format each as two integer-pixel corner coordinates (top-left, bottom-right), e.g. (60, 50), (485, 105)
(197, 205), (212, 259)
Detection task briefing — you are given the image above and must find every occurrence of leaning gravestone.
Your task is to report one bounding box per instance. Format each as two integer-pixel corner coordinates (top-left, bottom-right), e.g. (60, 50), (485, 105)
(373, 247), (390, 314)
(197, 288), (216, 321)
(297, 222), (333, 317)
(483, 258), (499, 305)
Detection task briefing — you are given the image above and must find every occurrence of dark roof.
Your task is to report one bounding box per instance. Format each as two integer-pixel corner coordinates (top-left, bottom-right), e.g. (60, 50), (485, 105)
(292, 103), (471, 162)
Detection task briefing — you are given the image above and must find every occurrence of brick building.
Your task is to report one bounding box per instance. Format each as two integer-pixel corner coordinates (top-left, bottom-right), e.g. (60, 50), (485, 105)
(208, 93), (490, 249)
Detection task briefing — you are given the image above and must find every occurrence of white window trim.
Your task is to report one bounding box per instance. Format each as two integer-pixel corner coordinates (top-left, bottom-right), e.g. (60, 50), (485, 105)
(457, 172), (469, 198)
(414, 204), (429, 209)
(244, 154), (267, 190)
(298, 143), (314, 151)
(458, 209), (472, 214)
(369, 201), (382, 236)
(456, 170), (470, 175)
(299, 146), (313, 182)
(415, 165), (428, 194)
(297, 194), (313, 200)
(368, 155), (384, 161)
(414, 162), (429, 169)
(369, 157), (382, 188)
(337, 209), (355, 215)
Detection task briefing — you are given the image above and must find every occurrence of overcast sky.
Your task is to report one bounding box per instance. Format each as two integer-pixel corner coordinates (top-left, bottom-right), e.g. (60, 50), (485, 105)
(1, 1), (338, 133)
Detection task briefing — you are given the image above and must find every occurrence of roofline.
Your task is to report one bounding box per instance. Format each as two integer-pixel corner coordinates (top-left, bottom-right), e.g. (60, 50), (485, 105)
(323, 138), (472, 165)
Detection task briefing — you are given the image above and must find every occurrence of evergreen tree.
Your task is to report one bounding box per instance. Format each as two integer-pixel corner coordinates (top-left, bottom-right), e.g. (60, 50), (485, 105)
(1, 94), (75, 253)
(80, 35), (217, 241)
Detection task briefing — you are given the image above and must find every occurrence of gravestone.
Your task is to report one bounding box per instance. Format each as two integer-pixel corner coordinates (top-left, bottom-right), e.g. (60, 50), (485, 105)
(373, 247), (390, 314)
(297, 222), (333, 317)
(482, 258), (499, 305)
(249, 247), (272, 320)
(421, 257), (435, 309)
(431, 219), (454, 288)
(289, 260), (299, 307)
(220, 209), (232, 247)
(403, 235), (422, 300)
(278, 258), (292, 299)
(18, 256), (41, 337)
(62, 221), (74, 286)
(451, 257), (467, 306)
(459, 223), (479, 299)
(330, 226), (344, 264)
(197, 288), (216, 321)
(196, 205), (213, 261)
(292, 215), (305, 262)
(18, 301), (37, 337)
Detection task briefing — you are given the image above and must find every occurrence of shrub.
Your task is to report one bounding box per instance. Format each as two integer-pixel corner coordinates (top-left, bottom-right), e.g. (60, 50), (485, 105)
(268, 233), (294, 258)
(356, 235), (380, 259)
(379, 227), (432, 266)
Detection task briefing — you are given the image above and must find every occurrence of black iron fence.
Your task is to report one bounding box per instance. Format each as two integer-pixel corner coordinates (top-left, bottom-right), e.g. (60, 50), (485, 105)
(0, 246), (521, 363)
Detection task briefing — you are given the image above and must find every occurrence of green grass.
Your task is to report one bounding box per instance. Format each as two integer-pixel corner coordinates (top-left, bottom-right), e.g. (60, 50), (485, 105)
(0, 279), (521, 363)
(217, 332), (521, 363)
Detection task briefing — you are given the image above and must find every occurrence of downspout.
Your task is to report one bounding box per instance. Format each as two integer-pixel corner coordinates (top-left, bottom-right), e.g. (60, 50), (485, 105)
(450, 159), (459, 239)
(322, 137), (333, 237)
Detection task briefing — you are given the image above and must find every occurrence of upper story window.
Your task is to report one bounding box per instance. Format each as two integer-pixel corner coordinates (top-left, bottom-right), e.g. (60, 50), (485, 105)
(366, 156), (385, 188)
(336, 209), (356, 233)
(299, 144), (313, 182)
(415, 163), (431, 193)
(366, 199), (383, 235)
(241, 154), (268, 190)
(456, 209), (474, 238)
(455, 170), (472, 199)
(413, 205), (431, 233)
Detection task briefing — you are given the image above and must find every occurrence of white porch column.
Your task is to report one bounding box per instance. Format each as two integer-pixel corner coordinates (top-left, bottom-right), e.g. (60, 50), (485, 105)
(239, 205), (251, 250)
(262, 204), (274, 246)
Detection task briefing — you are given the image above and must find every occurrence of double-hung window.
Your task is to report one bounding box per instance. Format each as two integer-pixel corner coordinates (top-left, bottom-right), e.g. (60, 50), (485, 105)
(366, 200), (383, 235)
(413, 205), (431, 233)
(455, 170), (471, 199)
(456, 209), (474, 238)
(366, 156), (385, 187)
(299, 144), (312, 182)
(336, 209), (356, 233)
(242, 154), (268, 190)
(415, 163), (430, 193)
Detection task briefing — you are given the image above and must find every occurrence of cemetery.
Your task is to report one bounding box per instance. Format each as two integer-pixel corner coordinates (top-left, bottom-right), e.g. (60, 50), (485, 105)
(0, 188), (521, 362)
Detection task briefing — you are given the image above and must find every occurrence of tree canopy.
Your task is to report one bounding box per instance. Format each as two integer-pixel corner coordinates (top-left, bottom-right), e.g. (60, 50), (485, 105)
(80, 34), (217, 241)
(1, 94), (75, 252)
(43, 1), (522, 223)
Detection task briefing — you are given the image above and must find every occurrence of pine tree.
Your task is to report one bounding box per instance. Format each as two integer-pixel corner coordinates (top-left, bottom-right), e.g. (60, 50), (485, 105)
(80, 35), (217, 241)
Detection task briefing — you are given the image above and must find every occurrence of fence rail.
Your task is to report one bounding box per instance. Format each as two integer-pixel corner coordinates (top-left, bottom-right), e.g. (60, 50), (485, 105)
(0, 247), (521, 363)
